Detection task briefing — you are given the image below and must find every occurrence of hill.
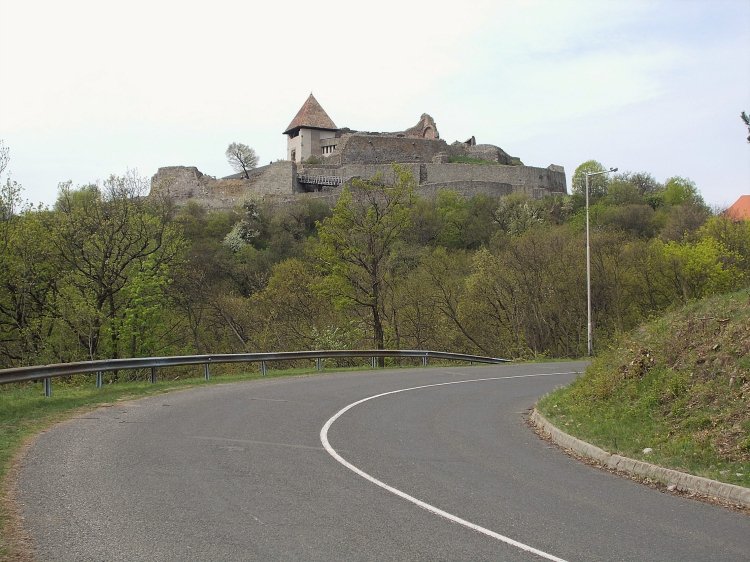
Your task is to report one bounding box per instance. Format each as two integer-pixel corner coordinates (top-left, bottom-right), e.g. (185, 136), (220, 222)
(538, 289), (750, 488)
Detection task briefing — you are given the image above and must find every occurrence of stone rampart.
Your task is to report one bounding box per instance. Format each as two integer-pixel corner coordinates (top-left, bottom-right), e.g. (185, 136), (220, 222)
(465, 144), (517, 165)
(290, 161), (566, 200)
(337, 135), (451, 165)
(422, 163), (566, 196)
(250, 161), (297, 195)
(417, 181), (515, 200)
(300, 163), (423, 187)
(151, 160), (566, 211)
(151, 161), (298, 209)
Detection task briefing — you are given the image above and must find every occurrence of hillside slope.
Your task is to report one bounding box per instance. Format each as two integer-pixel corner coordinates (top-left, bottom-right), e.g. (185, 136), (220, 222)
(538, 289), (750, 487)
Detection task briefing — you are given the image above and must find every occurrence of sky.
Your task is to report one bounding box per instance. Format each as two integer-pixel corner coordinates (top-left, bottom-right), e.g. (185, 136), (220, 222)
(1, 0), (748, 209)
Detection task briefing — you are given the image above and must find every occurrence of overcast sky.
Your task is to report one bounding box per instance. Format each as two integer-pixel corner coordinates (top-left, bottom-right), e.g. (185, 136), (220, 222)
(1, 0), (748, 209)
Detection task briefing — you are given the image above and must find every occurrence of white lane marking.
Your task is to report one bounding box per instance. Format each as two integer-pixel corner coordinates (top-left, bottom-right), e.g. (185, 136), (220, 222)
(320, 372), (574, 562)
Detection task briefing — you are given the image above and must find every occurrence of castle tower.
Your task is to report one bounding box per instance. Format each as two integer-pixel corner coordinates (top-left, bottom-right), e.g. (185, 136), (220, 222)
(283, 94), (338, 163)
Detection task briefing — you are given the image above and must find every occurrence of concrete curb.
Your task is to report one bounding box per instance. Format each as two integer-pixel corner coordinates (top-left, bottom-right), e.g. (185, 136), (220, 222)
(530, 408), (750, 508)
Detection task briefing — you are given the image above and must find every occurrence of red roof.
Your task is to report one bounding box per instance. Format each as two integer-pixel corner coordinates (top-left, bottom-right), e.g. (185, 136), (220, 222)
(724, 195), (750, 221)
(283, 94), (337, 134)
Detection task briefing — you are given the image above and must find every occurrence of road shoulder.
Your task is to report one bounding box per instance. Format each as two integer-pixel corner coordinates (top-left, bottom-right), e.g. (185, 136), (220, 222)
(529, 408), (750, 513)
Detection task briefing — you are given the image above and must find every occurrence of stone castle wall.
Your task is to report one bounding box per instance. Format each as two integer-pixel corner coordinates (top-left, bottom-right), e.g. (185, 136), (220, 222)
(301, 162), (566, 199)
(334, 135), (451, 165)
(151, 161), (298, 209)
(300, 163), (423, 186)
(422, 163), (567, 196)
(152, 160), (567, 210)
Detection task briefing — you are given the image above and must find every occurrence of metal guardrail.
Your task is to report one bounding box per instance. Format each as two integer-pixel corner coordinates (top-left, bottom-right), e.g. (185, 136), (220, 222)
(0, 350), (509, 396)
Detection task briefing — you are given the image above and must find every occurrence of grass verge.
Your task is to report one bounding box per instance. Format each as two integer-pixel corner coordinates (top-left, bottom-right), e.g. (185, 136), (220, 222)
(538, 289), (750, 490)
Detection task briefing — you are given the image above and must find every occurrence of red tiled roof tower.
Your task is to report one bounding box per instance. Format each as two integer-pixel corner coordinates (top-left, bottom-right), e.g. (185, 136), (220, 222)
(283, 94), (337, 135)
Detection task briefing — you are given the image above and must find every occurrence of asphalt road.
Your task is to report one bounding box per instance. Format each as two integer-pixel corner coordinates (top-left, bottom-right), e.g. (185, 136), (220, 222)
(17, 362), (750, 561)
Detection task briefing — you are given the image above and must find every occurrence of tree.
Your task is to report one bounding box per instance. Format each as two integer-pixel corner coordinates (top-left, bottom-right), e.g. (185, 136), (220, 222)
(315, 165), (415, 356)
(52, 172), (184, 361)
(662, 238), (743, 301)
(742, 111), (750, 143)
(226, 142), (259, 179)
(0, 208), (59, 366)
(0, 140), (22, 230)
(572, 160), (610, 201)
(663, 176), (703, 207)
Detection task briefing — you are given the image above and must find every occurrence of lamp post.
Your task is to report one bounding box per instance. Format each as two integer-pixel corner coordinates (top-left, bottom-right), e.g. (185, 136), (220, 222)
(585, 167), (617, 356)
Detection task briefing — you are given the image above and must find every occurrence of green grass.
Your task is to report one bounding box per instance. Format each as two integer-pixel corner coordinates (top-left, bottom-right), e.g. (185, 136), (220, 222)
(538, 289), (750, 489)
(448, 155), (523, 166)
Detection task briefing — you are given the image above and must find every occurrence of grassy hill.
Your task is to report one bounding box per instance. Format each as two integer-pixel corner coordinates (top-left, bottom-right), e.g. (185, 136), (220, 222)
(538, 289), (750, 488)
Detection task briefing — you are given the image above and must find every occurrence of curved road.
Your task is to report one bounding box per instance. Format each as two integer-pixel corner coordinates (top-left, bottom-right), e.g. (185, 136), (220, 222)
(17, 363), (749, 561)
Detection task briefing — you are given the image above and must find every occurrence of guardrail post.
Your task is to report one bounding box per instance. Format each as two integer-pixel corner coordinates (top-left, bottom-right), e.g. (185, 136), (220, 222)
(261, 361), (267, 376)
(44, 377), (51, 397)
(150, 367), (156, 384)
(317, 357), (322, 371)
(204, 363), (210, 381)
(422, 356), (427, 367)
(96, 371), (103, 389)
(371, 357), (377, 368)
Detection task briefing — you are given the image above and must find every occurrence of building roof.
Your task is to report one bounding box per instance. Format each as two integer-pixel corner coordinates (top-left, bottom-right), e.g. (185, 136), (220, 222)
(724, 195), (750, 221)
(283, 94), (337, 134)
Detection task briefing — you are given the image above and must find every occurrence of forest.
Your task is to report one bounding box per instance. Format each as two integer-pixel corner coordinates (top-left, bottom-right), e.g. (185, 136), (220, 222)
(1, 152), (748, 371)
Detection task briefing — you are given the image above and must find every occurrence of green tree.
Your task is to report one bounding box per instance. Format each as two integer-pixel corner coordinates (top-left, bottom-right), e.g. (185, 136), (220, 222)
(700, 215), (750, 282)
(663, 176), (703, 207)
(419, 247), (486, 354)
(0, 142), (60, 366)
(315, 165), (415, 355)
(662, 238), (743, 301)
(254, 258), (335, 350)
(52, 172), (184, 361)
(435, 190), (469, 248)
(493, 192), (547, 237)
(0, 208), (59, 366)
(572, 160), (610, 200)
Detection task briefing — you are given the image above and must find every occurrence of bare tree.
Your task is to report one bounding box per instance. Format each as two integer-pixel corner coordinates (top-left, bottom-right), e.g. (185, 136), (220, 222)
(226, 142), (259, 179)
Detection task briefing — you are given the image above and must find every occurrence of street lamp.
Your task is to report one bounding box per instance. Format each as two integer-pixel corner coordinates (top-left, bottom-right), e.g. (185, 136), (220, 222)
(585, 167), (617, 357)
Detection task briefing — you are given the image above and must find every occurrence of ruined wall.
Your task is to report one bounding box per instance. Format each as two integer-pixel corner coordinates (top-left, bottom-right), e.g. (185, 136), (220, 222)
(336, 135), (451, 165)
(247, 161), (298, 195)
(401, 114), (439, 139)
(150, 166), (243, 210)
(466, 144), (516, 165)
(300, 163), (423, 186)
(422, 163), (567, 197)
(298, 161), (566, 200)
(151, 161), (298, 209)
(151, 159), (566, 212)
(417, 181), (515, 200)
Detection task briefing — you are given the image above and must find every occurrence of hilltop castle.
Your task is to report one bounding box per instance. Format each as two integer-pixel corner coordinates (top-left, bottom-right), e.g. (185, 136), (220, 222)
(151, 94), (567, 209)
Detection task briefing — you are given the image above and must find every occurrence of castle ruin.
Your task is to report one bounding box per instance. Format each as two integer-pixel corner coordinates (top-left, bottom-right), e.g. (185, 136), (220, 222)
(151, 94), (567, 209)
